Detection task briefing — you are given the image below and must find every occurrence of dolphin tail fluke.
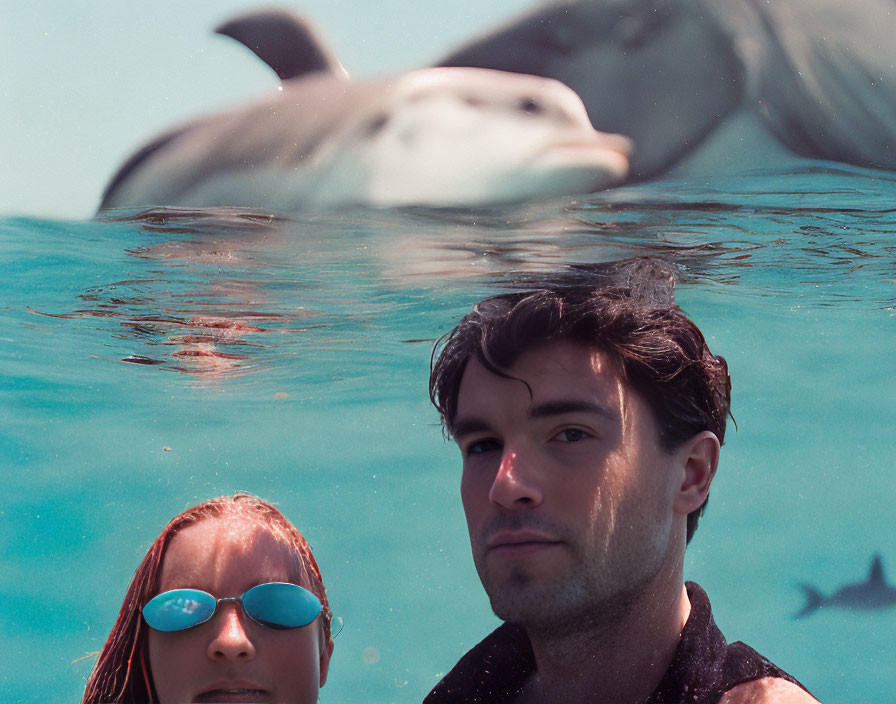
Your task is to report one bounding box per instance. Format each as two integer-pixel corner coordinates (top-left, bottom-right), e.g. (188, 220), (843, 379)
(794, 584), (825, 619)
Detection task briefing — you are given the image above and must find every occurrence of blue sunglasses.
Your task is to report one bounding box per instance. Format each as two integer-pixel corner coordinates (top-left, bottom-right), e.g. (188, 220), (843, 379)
(142, 582), (322, 632)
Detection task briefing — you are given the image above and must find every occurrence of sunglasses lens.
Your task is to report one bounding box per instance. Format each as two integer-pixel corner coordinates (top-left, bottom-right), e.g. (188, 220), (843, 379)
(143, 589), (216, 632)
(242, 582), (322, 629)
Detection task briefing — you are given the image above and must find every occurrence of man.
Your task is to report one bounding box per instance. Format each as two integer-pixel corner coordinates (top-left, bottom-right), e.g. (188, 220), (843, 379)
(425, 263), (816, 703)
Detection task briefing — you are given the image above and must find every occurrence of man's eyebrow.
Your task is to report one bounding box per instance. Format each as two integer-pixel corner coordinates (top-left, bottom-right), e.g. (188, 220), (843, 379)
(529, 399), (619, 421)
(450, 417), (491, 439)
(452, 401), (619, 438)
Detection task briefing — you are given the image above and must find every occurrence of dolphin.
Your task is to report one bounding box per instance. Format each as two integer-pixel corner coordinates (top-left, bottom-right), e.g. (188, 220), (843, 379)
(438, 0), (896, 179)
(98, 10), (631, 213)
(795, 554), (896, 618)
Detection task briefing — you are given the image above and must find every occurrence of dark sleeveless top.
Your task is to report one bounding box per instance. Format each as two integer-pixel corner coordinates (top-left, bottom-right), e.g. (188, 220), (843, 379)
(423, 582), (811, 704)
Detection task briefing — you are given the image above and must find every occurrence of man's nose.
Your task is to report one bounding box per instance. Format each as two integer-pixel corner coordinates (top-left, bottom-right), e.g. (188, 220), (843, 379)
(206, 603), (257, 662)
(488, 446), (543, 508)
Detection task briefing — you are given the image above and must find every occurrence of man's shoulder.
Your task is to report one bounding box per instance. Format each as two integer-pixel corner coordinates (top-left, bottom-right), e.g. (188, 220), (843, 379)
(720, 676), (821, 704)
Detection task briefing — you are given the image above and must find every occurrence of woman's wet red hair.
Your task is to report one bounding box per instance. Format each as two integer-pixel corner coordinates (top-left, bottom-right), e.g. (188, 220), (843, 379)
(81, 493), (332, 704)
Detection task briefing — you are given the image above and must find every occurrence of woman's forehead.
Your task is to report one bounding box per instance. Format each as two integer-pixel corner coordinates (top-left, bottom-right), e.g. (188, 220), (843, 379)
(159, 515), (309, 590)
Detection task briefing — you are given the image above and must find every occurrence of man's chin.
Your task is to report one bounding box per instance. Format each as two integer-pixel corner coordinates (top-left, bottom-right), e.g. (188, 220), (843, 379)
(483, 570), (614, 635)
(484, 571), (562, 627)
(489, 594), (582, 634)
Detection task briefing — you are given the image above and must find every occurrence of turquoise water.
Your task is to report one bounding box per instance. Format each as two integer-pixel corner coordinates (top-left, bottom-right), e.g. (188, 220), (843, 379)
(1, 164), (894, 702)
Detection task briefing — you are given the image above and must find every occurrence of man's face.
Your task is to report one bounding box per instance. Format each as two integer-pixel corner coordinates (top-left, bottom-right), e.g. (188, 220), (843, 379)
(453, 340), (685, 631)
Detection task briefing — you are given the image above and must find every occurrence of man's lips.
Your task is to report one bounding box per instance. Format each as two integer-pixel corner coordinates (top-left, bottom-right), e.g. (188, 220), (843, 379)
(194, 681), (270, 703)
(485, 531), (562, 557)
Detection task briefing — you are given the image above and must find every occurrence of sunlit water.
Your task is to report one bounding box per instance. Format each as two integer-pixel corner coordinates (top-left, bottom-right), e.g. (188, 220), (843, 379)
(2, 164), (894, 703)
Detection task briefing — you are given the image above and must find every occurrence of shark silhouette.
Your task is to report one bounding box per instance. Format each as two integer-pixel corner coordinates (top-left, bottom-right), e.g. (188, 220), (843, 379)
(796, 554), (896, 618)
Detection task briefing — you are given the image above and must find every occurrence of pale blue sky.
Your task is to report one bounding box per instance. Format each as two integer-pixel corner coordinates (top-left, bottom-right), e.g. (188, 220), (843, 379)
(1, 1), (532, 219)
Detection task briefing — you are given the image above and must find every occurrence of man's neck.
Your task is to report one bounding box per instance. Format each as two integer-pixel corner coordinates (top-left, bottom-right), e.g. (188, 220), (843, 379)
(520, 576), (691, 704)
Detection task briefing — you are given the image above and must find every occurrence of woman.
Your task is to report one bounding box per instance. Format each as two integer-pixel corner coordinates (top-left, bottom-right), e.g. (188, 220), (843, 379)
(82, 493), (334, 703)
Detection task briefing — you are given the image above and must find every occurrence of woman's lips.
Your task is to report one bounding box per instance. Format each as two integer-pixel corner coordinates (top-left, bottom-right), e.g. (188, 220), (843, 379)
(194, 683), (270, 703)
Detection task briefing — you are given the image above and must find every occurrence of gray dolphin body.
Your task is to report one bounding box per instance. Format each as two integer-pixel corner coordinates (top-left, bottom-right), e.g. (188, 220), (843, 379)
(98, 10), (631, 213)
(439, 0), (896, 179)
(796, 554), (896, 618)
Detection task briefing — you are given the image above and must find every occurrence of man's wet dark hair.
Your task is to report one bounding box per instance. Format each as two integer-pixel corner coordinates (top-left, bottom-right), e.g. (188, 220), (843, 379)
(429, 259), (730, 543)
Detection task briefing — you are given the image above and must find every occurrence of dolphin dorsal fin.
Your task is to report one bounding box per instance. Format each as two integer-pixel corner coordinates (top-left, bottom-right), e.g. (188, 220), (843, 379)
(869, 554), (885, 585)
(215, 9), (347, 81)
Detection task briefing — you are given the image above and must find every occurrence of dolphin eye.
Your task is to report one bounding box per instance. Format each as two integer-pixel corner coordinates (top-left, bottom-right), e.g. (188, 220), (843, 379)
(363, 114), (389, 136)
(516, 97), (543, 115)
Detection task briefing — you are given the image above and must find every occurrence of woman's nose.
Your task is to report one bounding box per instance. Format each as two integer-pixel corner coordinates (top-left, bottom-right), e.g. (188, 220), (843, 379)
(206, 603), (257, 662)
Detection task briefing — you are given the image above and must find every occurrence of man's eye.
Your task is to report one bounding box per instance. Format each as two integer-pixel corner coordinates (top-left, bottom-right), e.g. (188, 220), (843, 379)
(465, 439), (502, 455)
(554, 428), (590, 443)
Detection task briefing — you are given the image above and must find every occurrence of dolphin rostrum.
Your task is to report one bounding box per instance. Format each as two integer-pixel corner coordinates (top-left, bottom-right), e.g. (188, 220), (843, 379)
(795, 554), (896, 618)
